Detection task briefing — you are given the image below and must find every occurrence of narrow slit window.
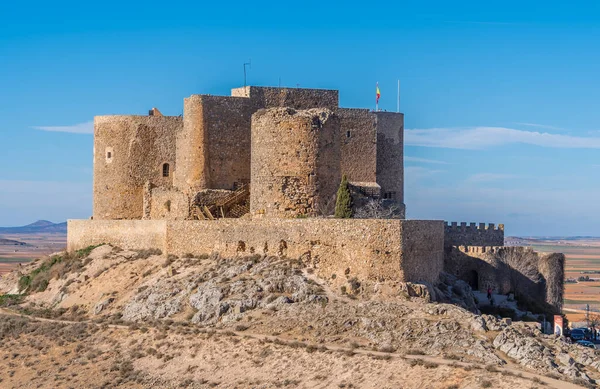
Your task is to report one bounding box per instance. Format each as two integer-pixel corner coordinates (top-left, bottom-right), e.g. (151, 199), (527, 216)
(346, 130), (351, 138)
(162, 163), (170, 177)
(107, 152), (112, 158)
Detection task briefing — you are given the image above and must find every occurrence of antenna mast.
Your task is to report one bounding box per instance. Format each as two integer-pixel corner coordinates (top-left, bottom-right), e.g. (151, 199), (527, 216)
(243, 59), (252, 89)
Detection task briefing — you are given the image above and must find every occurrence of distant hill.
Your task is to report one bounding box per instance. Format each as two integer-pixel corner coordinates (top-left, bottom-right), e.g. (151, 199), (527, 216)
(0, 220), (67, 234)
(0, 238), (30, 246)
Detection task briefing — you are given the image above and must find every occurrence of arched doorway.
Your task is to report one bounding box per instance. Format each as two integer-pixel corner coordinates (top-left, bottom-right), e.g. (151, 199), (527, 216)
(468, 270), (479, 291)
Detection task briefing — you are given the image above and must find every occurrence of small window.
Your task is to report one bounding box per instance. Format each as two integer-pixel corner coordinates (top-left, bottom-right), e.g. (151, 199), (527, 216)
(162, 163), (170, 177)
(346, 130), (351, 138)
(383, 191), (396, 200)
(107, 151), (112, 158)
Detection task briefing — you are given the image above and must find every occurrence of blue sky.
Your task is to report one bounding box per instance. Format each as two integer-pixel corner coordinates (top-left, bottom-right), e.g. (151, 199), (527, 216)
(1, 0), (599, 236)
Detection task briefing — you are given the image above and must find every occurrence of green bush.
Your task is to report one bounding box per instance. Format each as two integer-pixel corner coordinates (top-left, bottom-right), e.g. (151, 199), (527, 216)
(0, 294), (24, 307)
(334, 175), (352, 218)
(17, 244), (103, 293)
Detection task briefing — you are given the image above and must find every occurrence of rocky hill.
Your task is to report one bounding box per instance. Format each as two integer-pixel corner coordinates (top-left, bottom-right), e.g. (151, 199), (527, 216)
(0, 245), (596, 388)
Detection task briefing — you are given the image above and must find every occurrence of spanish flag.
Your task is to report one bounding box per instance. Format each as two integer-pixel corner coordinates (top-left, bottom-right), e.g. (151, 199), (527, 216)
(376, 83), (381, 104)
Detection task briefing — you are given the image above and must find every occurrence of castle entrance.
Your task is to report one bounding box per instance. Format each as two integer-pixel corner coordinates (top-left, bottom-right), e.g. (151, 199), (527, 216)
(468, 270), (479, 291)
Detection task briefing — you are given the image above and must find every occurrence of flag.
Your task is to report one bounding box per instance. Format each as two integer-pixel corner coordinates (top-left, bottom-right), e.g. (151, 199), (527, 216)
(376, 83), (381, 104)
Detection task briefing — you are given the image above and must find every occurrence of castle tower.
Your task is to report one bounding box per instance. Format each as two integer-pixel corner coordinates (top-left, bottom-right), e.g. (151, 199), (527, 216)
(93, 115), (181, 220)
(174, 95), (210, 194)
(375, 112), (405, 217)
(250, 108), (341, 218)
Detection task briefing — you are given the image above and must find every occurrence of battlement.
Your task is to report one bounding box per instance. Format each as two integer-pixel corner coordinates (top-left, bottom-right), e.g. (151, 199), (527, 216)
(444, 221), (504, 247)
(445, 222), (504, 231)
(457, 245), (505, 255)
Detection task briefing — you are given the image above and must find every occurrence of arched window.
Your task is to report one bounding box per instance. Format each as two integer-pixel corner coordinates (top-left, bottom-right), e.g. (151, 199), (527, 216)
(162, 163), (170, 177)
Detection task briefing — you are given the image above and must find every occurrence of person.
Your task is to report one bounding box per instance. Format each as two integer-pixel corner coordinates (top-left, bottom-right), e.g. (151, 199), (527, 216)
(487, 287), (492, 301)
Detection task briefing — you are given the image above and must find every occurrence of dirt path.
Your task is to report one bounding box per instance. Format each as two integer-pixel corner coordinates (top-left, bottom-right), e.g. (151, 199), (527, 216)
(0, 307), (586, 389)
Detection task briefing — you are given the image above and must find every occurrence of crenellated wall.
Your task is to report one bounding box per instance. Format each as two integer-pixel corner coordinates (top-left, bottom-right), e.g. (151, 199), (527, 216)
(444, 222), (505, 247)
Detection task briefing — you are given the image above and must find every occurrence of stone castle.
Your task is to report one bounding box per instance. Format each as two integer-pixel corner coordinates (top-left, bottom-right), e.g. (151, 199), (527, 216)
(93, 87), (404, 221)
(68, 85), (563, 313)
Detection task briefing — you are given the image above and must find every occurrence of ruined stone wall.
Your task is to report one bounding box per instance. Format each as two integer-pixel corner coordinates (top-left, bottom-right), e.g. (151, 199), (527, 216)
(444, 222), (505, 247)
(251, 108), (341, 218)
(538, 252), (566, 313)
(444, 246), (564, 313)
(67, 219), (444, 285)
(93, 115), (181, 220)
(231, 86), (339, 110)
(337, 108), (377, 183)
(149, 187), (189, 220)
(375, 112), (404, 213)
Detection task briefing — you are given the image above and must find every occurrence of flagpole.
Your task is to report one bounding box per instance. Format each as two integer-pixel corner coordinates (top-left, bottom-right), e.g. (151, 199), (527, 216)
(376, 82), (379, 112)
(397, 80), (400, 113)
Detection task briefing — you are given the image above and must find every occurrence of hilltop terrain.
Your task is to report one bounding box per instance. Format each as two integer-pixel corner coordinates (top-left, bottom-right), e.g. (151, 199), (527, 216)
(0, 245), (597, 388)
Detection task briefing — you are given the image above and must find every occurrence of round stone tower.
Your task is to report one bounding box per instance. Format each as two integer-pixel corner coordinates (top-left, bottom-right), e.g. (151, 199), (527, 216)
(250, 107), (341, 218)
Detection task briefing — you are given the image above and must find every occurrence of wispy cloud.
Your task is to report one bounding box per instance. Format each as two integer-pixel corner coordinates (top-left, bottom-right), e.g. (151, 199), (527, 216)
(404, 156), (449, 165)
(32, 121), (93, 134)
(405, 166), (445, 180)
(465, 173), (523, 183)
(405, 126), (600, 149)
(514, 122), (566, 131)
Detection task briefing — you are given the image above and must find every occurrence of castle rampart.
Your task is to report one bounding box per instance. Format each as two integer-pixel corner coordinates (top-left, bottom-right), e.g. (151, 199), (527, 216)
(93, 115), (182, 220)
(444, 222), (504, 247)
(67, 218), (445, 285)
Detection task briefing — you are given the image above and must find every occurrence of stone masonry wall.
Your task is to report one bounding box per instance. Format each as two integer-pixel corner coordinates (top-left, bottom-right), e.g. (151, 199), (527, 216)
(444, 222), (505, 247)
(67, 219), (445, 285)
(375, 112), (404, 211)
(174, 95), (208, 195)
(337, 108), (377, 183)
(251, 108), (341, 218)
(203, 96), (254, 190)
(67, 219), (167, 252)
(149, 187), (189, 220)
(231, 86), (339, 110)
(93, 115), (182, 220)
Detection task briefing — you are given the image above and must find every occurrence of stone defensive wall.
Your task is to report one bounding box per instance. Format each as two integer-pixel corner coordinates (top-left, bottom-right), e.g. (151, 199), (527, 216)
(444, 222), (504, 247)
(67, 219), (445, 285)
